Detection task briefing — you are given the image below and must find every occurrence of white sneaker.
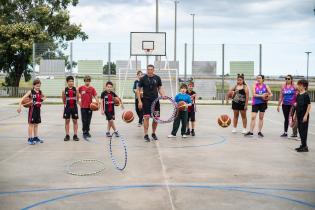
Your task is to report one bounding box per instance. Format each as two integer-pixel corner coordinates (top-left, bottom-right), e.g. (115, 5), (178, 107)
(232, 128), (237, 133)
(168, 134), (176, 138)
(242, 129), (247, 134)
(182, 134), (187, 138)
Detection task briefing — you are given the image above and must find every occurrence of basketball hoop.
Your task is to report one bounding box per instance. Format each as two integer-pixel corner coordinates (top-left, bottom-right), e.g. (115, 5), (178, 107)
(144, 48), (154, 56)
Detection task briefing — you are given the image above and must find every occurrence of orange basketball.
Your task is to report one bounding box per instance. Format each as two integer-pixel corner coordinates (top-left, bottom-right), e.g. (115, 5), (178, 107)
(218, 114), (231, 128)
(90, 102), (99, 111)
(262, 93), (270, 101)
(227, 90), (235, 99)
(122, 111), (134, 123)
(22, 97), (32, 108)
(114, 97), (120, 106)
(177, 101), (186, 111)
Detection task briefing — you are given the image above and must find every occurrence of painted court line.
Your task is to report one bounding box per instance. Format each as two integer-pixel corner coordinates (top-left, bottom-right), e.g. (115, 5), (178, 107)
(265, 117), (315, 135)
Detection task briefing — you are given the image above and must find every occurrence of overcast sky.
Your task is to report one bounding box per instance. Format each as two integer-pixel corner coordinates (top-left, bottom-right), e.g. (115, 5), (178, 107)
(69, 0), (315, 75)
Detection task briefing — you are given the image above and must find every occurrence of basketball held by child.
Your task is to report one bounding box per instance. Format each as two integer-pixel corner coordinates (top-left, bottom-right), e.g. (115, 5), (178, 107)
(227, 90), (235, 99)
(114, 97), (120, 106)
(22, 97), (32, 108)
(218, 114), (231, 128)
(90, 102), (99, 111)
(177, 101), (186, 111)
(262, 93), (270, 101)
(122, 111), (134, 123)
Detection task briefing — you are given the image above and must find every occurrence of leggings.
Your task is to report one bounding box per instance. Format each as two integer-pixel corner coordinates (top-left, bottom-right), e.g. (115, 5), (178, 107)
(297, 116), (309, 147)
(135, 98), (143, 124)
(282, 104), (292, 133)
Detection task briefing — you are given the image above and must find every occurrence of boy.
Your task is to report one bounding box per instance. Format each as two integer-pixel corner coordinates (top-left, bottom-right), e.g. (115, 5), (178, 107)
(294, 79), (311, 152)
(101, 81), (124, 137)
(168, 84), (192, 138)
(62, 76), (79, 141)
(78, 76), (99, 139)
(186, 82), (197, 136)
(17, 79), (46, 145)
(133, 70), (143, 127)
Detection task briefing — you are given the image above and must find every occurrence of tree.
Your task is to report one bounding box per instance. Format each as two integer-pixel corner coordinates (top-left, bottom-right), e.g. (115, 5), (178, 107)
(103, 62), (116, 75)
(0, 0), (88, 87)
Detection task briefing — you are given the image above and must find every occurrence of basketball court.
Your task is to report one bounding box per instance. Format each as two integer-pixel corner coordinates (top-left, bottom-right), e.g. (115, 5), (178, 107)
(0, 98), (314, 210)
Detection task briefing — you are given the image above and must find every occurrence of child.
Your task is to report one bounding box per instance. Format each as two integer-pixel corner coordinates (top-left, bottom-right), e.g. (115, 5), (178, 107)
(294, 79), (311, 152)
(101, 81), (124, 137)
(62, 76), (79, 141)
(186, 82), (197, 136)
(78, 75), (99, 139)
(133, 70), (143, 127)
(17, 79), (46, 145)
(168, 84), (192, 138)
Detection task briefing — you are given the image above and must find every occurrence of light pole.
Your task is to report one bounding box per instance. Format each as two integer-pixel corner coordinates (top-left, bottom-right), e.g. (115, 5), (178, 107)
(305, 51), (311, 81)
(155, 0), (159, 62)
(174, 1), (179, 62)
(190, 13), (195, 62)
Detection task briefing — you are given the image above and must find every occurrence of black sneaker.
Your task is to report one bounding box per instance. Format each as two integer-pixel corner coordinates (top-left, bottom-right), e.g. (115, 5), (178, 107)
(244, 132), (253, 137)
(297, 146), (309, 152)
(152, 133), (158, 141)
(185, 129), (191, 135)
(258, 132), (264, 138)
(290, 134), (298, 138)
(191, 130), (195, 136)
(64, 135), (70, 141)
(280, 133), (288, 137)
(144, 135), (150, 142)
(73, 135), (79, 141)
(295, 145), (303, 151)
(86, 133), (92, 138)
(106, 132), (112, 137)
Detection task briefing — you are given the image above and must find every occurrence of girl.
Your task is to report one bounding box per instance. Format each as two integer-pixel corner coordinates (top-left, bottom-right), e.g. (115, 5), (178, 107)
(17, 79), (46, 145)
(227, 74), (249, 134)
(245, 75), (272, 137)
(277, 75), (297, 138)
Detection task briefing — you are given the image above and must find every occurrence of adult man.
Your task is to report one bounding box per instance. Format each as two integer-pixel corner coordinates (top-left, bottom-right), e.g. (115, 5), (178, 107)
(137, 65), (165, 142)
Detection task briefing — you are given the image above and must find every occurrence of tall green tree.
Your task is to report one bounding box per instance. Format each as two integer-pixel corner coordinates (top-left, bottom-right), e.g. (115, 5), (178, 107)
(0, 0), (88, 87)
(103, 62), (116, 75)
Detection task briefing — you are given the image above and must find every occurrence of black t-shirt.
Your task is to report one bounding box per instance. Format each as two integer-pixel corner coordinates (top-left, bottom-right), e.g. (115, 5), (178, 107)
(138, 74), (162, 100)
(296, 92), (310, 118)
(101, 91), (117, 113)
(186, 90), (196, 112)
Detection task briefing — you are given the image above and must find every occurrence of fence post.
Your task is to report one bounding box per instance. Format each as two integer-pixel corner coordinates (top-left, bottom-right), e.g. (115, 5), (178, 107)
(184, 43), (187, 81)
(108, 42), (111, 81)
(259, 44), (262, 75)
(221, 44), (225, 105)
(32, 42), (36, 80)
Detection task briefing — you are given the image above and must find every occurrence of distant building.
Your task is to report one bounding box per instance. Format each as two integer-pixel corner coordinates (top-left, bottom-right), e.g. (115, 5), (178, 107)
(192, 61), (216, 76)
(230, 61), (254, 76)
(77, 60), (103, 75)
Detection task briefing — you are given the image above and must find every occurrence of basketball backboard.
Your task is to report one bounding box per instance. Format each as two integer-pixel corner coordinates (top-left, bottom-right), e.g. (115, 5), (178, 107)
(130, 32), (166, 56)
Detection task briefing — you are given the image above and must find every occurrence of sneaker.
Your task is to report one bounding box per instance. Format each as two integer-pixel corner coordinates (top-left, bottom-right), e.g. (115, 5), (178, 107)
(152, 133), (158, 141)
(191, 130), (195, 136)
(86, 133), (92, 138)
(114, 131), (120, 137)
(290, 134), (298, 138)
(258, 132), (264, 138)
(297, 146), (309, 152)
(28, 138), (35, 145)
(280, 133), (288, 137)
(64, 135), (70, 141)
(144, 135), (150, 142)
(168, 134), (176, 138)
(73, 135), (79, 141)
(33, 136), (44, 143)
(244, 132), (253, 137)
(138, 123), (142, 127)
(232, 128), (237, 133)
(182, 134), (187, 138)
(106, 132), (112, 138)
(185, 129), (191, 135)
(295, 145), (303, 151)
(241, 129), (247, 134)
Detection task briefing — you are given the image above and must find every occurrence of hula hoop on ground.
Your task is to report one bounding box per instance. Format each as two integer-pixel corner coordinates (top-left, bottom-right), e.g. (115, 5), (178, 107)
(109, 133), (127, 171)
(151, 96), (177, 124)
(67, 159), (106, 176)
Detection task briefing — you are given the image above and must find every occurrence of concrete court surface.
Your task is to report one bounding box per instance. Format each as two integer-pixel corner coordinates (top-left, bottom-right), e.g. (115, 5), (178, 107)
(0, 98), (314, 210)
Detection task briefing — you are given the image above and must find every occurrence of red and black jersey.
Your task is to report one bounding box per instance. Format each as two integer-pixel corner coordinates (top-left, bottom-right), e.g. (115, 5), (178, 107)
(65, 87), (77, 109)
(101, 91), (117, 113)
(30, 89), (42, 108)
(186, 90), (196, 112)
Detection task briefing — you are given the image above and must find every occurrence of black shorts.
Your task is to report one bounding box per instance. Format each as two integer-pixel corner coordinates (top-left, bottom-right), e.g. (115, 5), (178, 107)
(63, 106), (79, 119)
(105, 112), (115, 121)
(28, 106), (41, 124)
(232, 102), (245, 111)
(252, 103), (267, 113)
(143, 98), (160, 118)
(188, 111), (196, 122)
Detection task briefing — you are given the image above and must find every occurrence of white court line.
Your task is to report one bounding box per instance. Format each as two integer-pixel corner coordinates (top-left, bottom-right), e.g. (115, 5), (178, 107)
(0, 146), (30, 164)
(154, 140), (176, 210)
(265, 117), (315, 136)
